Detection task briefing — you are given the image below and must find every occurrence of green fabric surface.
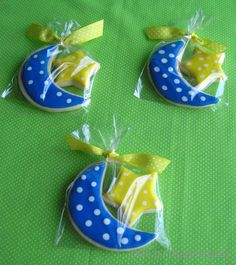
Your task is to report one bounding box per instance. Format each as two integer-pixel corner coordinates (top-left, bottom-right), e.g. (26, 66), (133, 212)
(0, 0), (235, 264)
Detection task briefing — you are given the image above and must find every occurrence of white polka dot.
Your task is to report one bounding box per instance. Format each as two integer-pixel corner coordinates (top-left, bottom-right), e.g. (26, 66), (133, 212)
(88, 196), (95, 202)
(76, 204), (83, 211)
(40, 60), (45, 64)
(161, 58), (168, 64)
(158, 49), (165, 54)
(186, 62), (192, 66)
(66, 98), (72, 104)
(103, 233), (110, 240)
(168, 67), (173, 72)
(174, 79), (180, 84)
(199, 57), (204, 61)
(181, 96), (188, 102)
(95, 166), (99, 171)
(94, 209), (101, 216)
(119, 181), (123, 186)
(214, 60), (218, 63)
(81, 174), (87, 180)
(154, 201), (161, 207)
(200, 74), (205, 79)
(103, 218), (111, 225)
(142, 201), (147, 206)
(56, 92), (62, 97)
(197, 67), (202, 71)
(85, 220), (92, 227)
(169, 53), (175, 58)
(200, 96), (206, 101)
(162, 73), (168, 78)
(134, 235), (141, 241)
(176, 87), (182, 93)
(91, 181), (97, 187)
(44, 80), (49, 85)
(171, 43), (176, 47)
(117, 227), (125, 234)
(143, 190), (148, 194)
(197, 50), (202, 54)
(111, 193), (115, 197)
(161, 85), (168, 91)
(33, 54), (38, 58)
(121, 238), (129, 245)
(211, 69), (216, 73)
(39, 70), (44, 75)
(27, 66), (32, 71)
(76, 187), (83, 193)
(28, 80), (33, 85)
(40, 94), (44, 99)
(204, 64), (209, 68)
(154, 66), (160, 72)
(132, 211), (136, 216)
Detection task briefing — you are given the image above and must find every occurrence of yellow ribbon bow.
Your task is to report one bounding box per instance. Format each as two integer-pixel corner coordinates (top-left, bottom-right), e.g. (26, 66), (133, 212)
(65, 134), (170, 174)
(145, 26), (226, 53)
(27, 19), (104, 46)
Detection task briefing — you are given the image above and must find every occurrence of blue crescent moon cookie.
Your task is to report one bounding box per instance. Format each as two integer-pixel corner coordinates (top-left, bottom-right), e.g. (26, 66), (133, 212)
(18, 45), (90, 112)
(67, 161), (157, 251)
(148, 39), (219, 108)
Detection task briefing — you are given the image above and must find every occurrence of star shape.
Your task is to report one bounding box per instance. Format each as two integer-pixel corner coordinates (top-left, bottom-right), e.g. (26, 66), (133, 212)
(181, 47), (226, 84)
(54, 50), (100, 90)
(104, 167), (162, 227)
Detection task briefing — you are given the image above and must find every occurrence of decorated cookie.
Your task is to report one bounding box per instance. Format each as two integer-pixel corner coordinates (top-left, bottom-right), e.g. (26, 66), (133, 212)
(67, 162), (158, 251)
(104, 167), (162, 226)
(54, 50), (100, 90)
(148, 39), (220, 108)
(18, 45), (90, 112)
(181, 47), (226, 85)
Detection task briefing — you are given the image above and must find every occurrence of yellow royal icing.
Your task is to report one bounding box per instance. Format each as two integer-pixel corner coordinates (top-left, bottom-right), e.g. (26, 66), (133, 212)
(181, 47), (226, 84)
(104, 167), (162, 226)
(54, 50), (100, 90)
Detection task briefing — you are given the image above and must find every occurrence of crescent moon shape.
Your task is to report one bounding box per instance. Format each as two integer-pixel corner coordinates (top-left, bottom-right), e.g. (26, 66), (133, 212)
(148, 40), (219, 108)
(67, 162), (157, 251)
(18, 45), (90, 112)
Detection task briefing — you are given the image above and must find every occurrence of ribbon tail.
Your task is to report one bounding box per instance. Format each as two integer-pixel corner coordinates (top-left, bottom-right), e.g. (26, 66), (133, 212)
(27, 23), (59, 44)
(145, 26), (185, 40)
(65, 19), (104, 45)
(116, 154), (170, 174)
(65, 135), (105, 156)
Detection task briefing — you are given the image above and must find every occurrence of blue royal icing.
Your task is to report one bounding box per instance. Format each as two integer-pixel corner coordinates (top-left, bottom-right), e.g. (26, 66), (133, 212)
(20, 45), (88, 110)
(68, 162), (157, 250)
(148, 40), (219, 107)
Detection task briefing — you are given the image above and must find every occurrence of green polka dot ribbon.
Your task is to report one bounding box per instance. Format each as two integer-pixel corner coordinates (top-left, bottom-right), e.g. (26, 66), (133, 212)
(65, 134), (170, 174)
(27, 19), (104, 45)
(145, 26), (226, 53)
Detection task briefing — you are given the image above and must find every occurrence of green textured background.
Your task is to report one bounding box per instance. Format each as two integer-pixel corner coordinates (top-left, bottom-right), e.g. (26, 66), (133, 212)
(0, 0), (235, 264)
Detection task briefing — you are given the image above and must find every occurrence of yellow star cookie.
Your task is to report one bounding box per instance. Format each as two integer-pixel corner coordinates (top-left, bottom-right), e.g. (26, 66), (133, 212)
(181, 47), (226, 84)
(104, 167), (162, 226)
(54, 50), (100, 90)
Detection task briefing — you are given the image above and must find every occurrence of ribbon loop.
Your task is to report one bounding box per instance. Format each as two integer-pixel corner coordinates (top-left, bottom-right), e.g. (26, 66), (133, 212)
(145, 26), (226, 53)
(65, 135), (170, 174)
(27, 24), (60, 44)
(27, 19), (104, 46)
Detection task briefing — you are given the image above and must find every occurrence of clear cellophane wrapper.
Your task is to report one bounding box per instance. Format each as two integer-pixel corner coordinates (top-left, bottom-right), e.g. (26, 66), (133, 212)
(55, 121), (170, 250)
(135, 10), (228, 111)
(1, 19), (101, 112)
